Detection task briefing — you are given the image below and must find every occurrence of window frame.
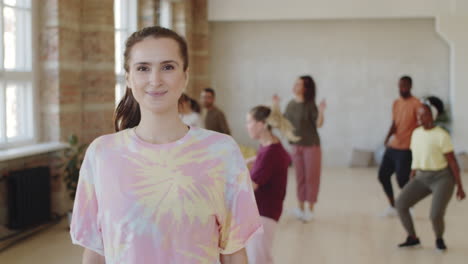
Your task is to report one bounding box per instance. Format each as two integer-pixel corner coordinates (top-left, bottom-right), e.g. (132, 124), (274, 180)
(0, 0), (37, 150)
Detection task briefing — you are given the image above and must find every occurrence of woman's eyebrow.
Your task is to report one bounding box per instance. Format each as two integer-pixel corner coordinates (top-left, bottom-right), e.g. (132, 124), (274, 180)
(133, 60), (179, 66)
(160, 60), (179, 66)
(133, 62), (151, 66)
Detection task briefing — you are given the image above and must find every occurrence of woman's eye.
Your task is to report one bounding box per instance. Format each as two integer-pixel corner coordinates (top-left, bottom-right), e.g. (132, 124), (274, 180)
(162, 64), (175, 71)
(137, 66), (149, 72)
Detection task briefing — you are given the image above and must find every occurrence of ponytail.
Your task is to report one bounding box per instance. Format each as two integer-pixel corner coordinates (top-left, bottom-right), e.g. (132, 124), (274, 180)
(114, 88), (141, 132)
(249, 104), (300, 142)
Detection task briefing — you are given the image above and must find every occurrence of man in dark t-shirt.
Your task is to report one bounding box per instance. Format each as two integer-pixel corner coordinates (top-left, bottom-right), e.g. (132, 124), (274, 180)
(200, 88), (231, 135)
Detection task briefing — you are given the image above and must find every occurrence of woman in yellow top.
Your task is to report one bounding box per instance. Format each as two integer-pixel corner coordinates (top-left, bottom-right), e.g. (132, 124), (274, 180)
(395, 96), (465, 251)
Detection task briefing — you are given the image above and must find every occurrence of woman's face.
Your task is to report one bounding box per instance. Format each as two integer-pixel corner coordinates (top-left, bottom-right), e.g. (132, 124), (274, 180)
(293, 78), (304, 96)
(126, 37), (188, 114)
(417, 105), (433, 126)
(246, 113), (264, 140)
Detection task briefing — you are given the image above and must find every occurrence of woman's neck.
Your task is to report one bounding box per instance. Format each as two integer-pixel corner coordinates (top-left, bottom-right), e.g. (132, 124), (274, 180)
(294, 94), (304, 103)
(259, 131), (279, 147)
(136, 107), (188, 144)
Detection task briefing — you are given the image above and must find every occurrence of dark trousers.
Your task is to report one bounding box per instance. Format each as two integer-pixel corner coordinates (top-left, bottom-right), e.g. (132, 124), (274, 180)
(378, 148), (412, 203)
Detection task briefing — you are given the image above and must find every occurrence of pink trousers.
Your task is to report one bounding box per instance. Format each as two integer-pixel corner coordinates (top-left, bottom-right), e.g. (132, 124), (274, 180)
(291, 145), (322, 204)
(246, 217), (277, 264)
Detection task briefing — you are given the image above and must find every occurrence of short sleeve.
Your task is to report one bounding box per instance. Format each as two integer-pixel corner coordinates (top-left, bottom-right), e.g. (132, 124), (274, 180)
(218, 138), (262, 255)
(250, 150), (273, 186)
(440, 129), (454, 154)
(70, 141), (104, 256)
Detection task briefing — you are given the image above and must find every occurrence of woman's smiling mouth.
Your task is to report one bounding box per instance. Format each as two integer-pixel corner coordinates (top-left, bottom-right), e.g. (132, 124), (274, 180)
(145, 90), (168, 98)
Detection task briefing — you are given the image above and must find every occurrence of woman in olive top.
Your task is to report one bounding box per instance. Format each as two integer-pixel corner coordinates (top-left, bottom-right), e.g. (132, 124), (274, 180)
(274, 75), (326, 221)
(396, 96), (465, 250)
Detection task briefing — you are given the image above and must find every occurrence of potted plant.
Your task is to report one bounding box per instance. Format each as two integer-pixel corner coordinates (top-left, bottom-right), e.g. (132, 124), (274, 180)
(59, 134), (87, 225)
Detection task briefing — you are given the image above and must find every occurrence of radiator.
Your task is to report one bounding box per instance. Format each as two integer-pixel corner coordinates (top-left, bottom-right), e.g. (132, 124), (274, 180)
(7, 167), (51, 229)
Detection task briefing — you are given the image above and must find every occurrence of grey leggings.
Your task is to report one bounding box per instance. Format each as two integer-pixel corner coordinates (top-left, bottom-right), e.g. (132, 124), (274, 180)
(395, 168), (455, 238)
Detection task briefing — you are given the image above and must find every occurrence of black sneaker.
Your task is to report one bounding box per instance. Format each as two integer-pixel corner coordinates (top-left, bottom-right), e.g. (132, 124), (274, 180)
(436, 238), (447, 251)
(398, 236), (421, 248)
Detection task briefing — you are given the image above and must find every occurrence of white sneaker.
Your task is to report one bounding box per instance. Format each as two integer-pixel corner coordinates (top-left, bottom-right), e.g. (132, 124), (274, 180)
(302, 208), (314, 222)
(380, 206), (398, 217)
(292, 208), (304, 220)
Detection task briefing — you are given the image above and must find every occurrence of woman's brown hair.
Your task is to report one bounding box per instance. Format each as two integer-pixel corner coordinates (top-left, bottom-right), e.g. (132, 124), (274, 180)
(250, 106), (272, 130)
(114, 26), (189, 132)
(300, 75), (316, 103)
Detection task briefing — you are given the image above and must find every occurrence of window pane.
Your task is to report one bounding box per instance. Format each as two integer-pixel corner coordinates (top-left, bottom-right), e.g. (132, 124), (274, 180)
(114, 0), (122, 29)
(3, 7), (31, 70)
(17, 9), (31, 70)
(19, 0), (31, 8)
(3, 0), (31, 8)
(159, 0), (172, 29)
(3, 7), (17, 70)
(24, 8), (32, 69)
(115, 82), (126, 105)
(5, 82), (31, 140)
(6, 83), (20, 138)
(0, 83), (5, 142)
(0, 7), (3, 72)
(3, 0), (17, 6)
(115, 31), (123, 74)
(115, 30), (130, 75)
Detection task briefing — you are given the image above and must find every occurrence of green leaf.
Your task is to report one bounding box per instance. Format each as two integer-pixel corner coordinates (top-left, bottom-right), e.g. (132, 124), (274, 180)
(69, 134), (78, 146)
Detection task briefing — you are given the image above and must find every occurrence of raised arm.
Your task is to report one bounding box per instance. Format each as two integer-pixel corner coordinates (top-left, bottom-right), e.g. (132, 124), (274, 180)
(316, 99), (326, 128)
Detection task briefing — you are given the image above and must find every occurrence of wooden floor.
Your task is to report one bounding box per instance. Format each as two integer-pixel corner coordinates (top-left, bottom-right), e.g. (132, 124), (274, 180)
(0, 168), (467, 264)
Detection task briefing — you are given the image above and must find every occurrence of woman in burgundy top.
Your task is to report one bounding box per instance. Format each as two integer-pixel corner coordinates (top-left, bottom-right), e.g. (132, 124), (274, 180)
(245, 105), (298, 264)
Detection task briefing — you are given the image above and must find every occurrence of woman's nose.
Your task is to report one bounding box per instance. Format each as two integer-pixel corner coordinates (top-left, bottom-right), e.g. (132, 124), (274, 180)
(149, 71), (162, 86)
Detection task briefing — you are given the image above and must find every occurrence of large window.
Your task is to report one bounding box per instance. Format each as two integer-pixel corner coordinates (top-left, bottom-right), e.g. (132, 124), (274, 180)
(0, 0), (34, 149)
(114, 0), (137, 104)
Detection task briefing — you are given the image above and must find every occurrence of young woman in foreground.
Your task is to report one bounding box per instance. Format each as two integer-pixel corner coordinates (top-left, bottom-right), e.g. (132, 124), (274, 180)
(70, 26), (261, 264)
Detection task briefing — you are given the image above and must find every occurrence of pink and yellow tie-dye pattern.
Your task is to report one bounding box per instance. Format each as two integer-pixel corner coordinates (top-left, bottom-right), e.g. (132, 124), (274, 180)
(70, 127), (262, 264)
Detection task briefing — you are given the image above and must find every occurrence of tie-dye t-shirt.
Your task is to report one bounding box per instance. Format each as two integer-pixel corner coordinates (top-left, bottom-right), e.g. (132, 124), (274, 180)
(70, 127), (262, 264)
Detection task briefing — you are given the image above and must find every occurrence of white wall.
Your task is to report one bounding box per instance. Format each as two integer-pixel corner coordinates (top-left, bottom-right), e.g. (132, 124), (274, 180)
(437, 16), (468, 152)
(208, 0), (468, 155)
(210, 19), (450, 167)
(208, 0), (465, 21)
